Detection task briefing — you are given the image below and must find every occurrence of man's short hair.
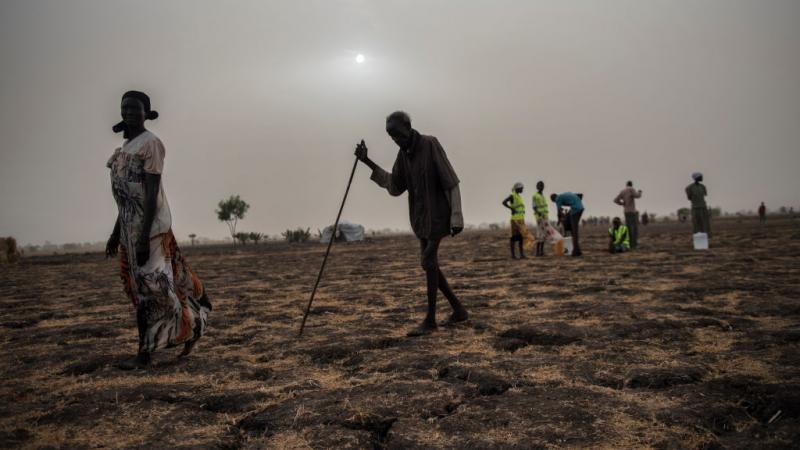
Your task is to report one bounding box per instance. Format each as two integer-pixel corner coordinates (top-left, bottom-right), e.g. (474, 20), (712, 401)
(386, 111), (411, 128)
(626, 180), (633, 187)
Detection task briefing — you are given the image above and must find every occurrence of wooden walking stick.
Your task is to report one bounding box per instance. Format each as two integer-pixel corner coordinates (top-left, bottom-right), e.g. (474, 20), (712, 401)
(298, 153), (360, 336)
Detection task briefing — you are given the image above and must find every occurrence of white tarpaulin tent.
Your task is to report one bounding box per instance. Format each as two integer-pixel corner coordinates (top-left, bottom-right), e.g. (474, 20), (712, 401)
(320, 220), (365, 243)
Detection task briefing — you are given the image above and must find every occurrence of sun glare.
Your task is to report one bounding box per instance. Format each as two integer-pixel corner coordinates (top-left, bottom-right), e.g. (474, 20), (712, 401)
(355, 53), (365, 64)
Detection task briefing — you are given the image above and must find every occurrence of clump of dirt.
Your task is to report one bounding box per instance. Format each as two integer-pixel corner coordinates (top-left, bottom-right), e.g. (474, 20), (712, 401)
(624, 366), (706, 389)
(438, 364), (513, 396)
(495, 322), (582, 351)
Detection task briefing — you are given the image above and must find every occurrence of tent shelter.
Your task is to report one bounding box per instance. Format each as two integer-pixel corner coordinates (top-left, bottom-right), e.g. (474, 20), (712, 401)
(319, 220), (365, 243)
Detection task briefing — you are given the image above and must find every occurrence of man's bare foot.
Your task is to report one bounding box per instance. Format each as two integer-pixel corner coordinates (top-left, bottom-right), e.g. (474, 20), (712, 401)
(179, 340), (197, 358)
(442, 309), (469, 326)
(117, 352), (150, 370)
(407, 321), (437, 337)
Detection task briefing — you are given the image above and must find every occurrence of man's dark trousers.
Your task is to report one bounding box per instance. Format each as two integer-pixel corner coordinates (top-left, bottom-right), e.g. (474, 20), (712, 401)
(624, 212), (639, 249)
(569, 209), (583, 255)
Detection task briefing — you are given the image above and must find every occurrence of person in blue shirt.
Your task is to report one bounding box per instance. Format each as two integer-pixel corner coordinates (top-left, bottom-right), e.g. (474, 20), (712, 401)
(551, 192), (584, 256)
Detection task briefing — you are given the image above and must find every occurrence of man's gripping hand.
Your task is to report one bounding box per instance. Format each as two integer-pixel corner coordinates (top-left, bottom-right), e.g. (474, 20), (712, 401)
(354, 140), (368, 162)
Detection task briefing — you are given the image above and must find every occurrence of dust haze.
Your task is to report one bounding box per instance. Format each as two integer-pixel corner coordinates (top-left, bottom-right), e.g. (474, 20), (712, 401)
(1, 0), (799, 244)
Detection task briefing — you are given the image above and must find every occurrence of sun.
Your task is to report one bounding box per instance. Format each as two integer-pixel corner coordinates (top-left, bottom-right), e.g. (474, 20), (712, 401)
(355, 53), (365, 64)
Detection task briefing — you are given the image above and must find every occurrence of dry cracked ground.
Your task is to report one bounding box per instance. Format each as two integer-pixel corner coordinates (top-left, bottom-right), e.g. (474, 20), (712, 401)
(1, 218), (799, 449)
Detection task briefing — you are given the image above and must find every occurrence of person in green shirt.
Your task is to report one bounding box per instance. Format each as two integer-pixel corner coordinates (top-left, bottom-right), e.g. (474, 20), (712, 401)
(532, 181), (550, 256)
(685, 172), (711, 236)
(608, 217), (631, 253)
(502, 182), (534, 259)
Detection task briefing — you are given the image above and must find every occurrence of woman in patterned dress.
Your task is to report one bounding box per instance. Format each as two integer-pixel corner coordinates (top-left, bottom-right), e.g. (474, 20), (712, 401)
(105, 91), (211, 369)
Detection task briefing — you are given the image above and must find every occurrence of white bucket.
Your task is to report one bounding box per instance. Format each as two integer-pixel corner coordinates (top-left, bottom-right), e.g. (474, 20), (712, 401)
(693, 232), (709, 250)
(563, 236), (574, 255)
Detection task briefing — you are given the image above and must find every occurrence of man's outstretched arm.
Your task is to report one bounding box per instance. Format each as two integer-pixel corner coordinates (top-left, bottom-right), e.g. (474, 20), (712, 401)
(355, 140), (406, 196)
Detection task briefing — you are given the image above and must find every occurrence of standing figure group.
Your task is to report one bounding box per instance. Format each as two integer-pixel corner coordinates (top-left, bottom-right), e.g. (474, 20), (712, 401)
(501, 181), (567, 259)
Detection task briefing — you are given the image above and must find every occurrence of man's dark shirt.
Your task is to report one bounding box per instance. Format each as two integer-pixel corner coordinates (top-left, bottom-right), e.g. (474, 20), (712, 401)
(370, 129), (462, 240)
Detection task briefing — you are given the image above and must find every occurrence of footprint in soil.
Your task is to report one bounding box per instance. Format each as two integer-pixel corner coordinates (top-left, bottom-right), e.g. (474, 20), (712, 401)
(494, 323), (582, 352)
(203, 391), (273, 414)
(61, 355), (115, 376)
(438, 364), (512, 396)
(624, 366), (706, 389)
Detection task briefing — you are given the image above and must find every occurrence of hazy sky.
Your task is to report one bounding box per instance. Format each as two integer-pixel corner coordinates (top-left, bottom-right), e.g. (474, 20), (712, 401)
(1, 0), (798, 245)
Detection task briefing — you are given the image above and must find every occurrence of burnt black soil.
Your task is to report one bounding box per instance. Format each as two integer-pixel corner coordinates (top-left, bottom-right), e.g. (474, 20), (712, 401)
(1, 217), (799, 448)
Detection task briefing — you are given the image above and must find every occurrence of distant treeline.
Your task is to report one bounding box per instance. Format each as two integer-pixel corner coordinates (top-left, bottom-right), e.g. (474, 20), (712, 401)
(16, 207), (798, 256)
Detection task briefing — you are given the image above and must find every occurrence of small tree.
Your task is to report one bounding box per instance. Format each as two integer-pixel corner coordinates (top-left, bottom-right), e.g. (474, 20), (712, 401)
(216, 195), (250, 245)
(188, 233), (197, 246)
(235, 232), (250, 245)
(249, 232), (263, 244)
(282, 228), (311, 243)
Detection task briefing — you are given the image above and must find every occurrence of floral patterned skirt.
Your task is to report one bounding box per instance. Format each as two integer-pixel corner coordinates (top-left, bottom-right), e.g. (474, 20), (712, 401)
(119, 230), (211, 353)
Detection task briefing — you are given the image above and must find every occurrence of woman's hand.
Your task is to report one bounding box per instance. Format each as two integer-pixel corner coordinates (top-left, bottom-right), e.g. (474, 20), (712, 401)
(105, 234), (120, 258)
(135, 237), (150, 266)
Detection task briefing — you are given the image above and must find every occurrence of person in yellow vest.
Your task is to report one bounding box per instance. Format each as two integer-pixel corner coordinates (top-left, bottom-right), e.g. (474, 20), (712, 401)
(532, 181), (550, 256)
(608, 217), (631, 254)
(502, 182), (534, 259)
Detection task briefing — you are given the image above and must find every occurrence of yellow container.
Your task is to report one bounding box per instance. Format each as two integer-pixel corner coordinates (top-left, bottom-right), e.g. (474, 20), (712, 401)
(553, 240), (564, 256)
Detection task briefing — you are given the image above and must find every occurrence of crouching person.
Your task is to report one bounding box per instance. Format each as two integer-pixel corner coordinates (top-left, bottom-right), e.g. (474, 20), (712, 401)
(608, 217), (631, 254)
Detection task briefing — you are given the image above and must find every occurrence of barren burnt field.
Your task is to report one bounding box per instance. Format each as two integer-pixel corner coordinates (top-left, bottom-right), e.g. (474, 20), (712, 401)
(1, 218), (799, 449)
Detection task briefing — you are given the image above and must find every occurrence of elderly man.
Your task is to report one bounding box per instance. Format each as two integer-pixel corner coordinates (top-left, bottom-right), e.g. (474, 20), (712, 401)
(613, 181), (643, 249)
(685, 172), (711, 236)
(355, 111), (469, 336)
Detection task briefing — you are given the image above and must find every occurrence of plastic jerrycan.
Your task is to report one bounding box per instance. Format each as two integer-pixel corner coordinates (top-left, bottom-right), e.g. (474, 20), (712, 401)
(693, 232), (709, 250)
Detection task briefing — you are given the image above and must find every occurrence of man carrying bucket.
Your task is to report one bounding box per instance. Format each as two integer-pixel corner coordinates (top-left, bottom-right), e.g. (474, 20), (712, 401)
(685, 172), (711, 237)
(552, 192), (585, 257)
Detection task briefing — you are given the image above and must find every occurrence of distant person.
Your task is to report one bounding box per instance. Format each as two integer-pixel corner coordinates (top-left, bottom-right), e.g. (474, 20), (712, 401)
(758, 202), (766, 224)
(608, 217), (631, 253)
(551, 192), (584, 256)
(613, 181), (643, 249)
(532, 181), (552, 257)
(685, 172), (711, 236)
(502, 182), (534, 259)
(106, 91), (211, 370)
(641, 212), (650, 226)
(355, 111), (468, 336)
